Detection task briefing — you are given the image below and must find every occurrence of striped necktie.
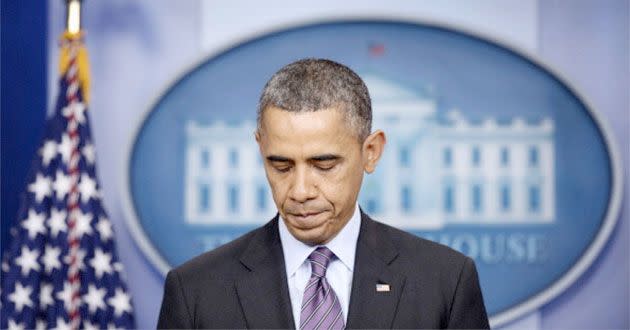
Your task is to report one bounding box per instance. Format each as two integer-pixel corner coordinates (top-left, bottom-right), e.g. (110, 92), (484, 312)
(300, 246), (345, 330)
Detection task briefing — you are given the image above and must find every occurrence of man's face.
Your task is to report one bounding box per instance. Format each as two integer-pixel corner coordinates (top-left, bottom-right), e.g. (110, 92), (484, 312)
(256, 106), (384, 245)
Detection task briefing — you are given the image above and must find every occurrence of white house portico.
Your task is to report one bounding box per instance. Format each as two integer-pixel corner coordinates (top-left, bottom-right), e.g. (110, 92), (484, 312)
(184, 74), (555, 230)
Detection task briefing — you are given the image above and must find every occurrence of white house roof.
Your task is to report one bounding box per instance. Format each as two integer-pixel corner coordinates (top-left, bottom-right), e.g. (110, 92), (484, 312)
(361, 73), (420, 101)
(360, 73), (436, 119)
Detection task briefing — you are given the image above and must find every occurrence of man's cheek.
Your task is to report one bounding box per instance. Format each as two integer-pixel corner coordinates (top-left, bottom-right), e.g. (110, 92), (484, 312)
(267, 182), (283, 205)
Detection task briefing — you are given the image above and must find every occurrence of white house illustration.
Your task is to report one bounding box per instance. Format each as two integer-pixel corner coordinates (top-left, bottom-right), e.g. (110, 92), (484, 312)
(184, 74), (555, 229)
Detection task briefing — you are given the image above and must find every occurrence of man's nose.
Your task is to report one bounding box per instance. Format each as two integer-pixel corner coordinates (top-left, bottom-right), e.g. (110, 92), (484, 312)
(288, 167), (317, 202)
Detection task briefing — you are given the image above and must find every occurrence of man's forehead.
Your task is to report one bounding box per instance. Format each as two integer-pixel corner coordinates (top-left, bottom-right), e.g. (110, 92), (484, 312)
(258, 107), (360, 158)
(261, 133), (349, 157)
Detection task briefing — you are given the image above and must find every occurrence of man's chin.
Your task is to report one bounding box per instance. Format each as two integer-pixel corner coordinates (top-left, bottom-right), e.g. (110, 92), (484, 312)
(284, 222), (330, 245)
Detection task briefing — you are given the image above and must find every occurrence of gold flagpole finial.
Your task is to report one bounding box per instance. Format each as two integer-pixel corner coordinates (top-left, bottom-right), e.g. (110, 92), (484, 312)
(61, 0), (90, 103)
(66, 0), (82, 35)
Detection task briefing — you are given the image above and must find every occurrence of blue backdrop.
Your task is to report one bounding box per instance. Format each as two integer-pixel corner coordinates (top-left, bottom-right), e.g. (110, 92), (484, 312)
(1, 0), (48, 256)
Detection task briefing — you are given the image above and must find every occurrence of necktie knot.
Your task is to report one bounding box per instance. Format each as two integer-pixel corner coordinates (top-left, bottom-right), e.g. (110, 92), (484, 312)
(307, 246), (334, 278)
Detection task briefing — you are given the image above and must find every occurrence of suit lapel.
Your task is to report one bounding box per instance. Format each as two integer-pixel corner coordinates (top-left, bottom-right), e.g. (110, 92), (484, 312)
(235, 217), (295, 329)
(346, 212), (406, 329)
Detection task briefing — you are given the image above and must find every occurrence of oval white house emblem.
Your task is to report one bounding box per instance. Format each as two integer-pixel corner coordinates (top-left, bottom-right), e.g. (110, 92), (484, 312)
(124, 21), (623, 326)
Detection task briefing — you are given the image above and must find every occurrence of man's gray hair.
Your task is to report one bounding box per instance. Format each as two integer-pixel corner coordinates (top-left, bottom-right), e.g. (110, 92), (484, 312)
(257, 58), (372, 141)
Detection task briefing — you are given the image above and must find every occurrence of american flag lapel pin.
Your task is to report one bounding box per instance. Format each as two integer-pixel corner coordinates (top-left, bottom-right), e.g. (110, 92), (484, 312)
(376, 283), (391, 292)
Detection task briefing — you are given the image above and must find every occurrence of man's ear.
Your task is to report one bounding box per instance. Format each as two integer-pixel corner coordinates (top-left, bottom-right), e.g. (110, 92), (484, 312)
(362, 130), (386, 174)
(255, 130), (265, 159)
(255, 130), (261, 143)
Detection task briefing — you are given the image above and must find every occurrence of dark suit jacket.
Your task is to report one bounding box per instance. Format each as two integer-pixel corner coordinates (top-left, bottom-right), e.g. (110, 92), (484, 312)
(157, 212), (489, 329)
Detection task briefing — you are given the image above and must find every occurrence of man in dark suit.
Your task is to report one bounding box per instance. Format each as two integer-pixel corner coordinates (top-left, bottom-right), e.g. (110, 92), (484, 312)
(158, 59), (489, 329)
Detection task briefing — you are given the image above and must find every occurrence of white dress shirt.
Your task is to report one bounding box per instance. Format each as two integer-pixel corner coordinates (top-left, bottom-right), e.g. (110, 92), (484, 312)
(278, 204), (361, 329)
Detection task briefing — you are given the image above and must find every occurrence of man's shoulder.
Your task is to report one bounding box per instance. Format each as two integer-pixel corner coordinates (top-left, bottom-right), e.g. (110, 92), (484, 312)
(168, 219), (273, 280)
(366, 216), (471, 268)
(363, 217), (489, 329)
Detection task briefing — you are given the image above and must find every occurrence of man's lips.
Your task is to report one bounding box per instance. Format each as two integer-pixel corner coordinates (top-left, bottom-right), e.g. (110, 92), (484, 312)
(293, 211), (322, 217)
(290, 211), (323, 220)
(287, 210), (327, 228)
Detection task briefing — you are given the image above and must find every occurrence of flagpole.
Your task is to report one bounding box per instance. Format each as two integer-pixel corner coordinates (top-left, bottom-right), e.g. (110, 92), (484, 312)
(64, 2), (84, 329)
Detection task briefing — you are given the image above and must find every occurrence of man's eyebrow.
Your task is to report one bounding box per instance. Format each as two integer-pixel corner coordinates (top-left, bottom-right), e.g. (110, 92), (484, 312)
(266, 155), (291, 162)
(309, 154), (341, 162)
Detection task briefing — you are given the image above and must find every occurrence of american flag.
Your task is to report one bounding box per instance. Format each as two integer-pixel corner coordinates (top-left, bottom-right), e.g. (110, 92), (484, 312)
(0, 34), (135, 329)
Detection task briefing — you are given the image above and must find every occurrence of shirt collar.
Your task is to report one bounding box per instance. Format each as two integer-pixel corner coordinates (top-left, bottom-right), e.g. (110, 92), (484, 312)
(279, 204), (361, 277)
